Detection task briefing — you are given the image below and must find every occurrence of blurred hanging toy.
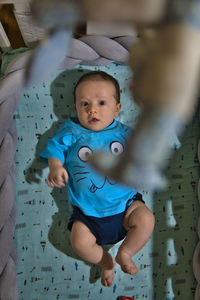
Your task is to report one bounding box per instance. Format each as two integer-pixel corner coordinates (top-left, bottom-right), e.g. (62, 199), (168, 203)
(26, 0), (200, 191)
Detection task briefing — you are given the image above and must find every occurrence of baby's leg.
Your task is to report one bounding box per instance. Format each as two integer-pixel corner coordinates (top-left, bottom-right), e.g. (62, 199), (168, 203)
(70, 220), (116, 286)
(116, 201), (155, 275)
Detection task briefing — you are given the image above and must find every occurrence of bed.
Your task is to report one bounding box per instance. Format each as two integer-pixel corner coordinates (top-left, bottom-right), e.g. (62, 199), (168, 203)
(0, 35), (199, 300)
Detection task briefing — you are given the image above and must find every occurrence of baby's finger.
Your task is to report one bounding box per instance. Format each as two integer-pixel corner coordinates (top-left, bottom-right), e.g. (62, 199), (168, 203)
(53, 178), (66, 188)
(56, 180), (66, 188)
(46, 178), (54, 188)
(63, 172), (68, 183)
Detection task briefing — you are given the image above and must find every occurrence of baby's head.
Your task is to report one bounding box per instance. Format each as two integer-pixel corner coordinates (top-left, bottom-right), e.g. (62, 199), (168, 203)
(74, 71), (121, 131)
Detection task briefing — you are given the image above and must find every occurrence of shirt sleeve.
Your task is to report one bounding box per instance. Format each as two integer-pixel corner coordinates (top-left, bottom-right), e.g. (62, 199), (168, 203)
(121, 122), (132, 140)
(40, 123), (72, 164)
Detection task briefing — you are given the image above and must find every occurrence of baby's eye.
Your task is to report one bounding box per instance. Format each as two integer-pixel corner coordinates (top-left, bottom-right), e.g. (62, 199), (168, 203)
(78, 146), (93, 162)
(110, 141), (124, 156)
(81, 101), (89, 107)
(99, 100), (106, 106)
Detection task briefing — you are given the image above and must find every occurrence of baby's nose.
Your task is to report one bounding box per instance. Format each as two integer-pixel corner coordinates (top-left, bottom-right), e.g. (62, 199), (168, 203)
(87, 104), (97, 114)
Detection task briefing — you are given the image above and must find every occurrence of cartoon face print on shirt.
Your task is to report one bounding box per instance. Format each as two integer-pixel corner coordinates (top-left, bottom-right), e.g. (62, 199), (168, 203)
(67, 134), (126, 194)
(78, 141), (124, 193)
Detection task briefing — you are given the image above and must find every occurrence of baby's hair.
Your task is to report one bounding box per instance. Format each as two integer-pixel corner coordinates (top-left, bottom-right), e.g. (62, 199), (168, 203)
(74, 71), (121, 103)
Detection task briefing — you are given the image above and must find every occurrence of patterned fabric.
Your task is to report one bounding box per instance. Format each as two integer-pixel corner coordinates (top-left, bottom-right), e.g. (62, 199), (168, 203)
(13, 63), (199, 300)
(0, 48), (28, 78)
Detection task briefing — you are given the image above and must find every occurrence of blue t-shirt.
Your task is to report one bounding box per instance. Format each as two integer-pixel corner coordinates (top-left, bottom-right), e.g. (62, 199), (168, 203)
(40, 118), (137, 217)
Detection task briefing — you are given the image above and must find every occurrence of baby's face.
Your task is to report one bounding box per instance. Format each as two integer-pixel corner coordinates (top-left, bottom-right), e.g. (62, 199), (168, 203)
(75, 78), (121, 131)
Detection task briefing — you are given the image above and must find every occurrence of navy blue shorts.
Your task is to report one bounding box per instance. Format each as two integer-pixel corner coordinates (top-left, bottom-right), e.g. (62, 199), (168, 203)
(67, 193), (144, 245)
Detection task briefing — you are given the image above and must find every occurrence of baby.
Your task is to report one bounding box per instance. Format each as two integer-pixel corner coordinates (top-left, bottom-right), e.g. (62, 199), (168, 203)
(40, 71), (155, 287)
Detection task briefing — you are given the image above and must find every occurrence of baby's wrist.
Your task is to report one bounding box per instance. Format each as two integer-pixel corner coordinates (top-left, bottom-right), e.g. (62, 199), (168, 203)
(48, 158), (63, 168)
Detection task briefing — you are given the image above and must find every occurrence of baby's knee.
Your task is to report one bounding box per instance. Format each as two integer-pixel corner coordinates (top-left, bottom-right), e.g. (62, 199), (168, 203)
(142, 208), (155, 230)
(131, 206), (155, 230)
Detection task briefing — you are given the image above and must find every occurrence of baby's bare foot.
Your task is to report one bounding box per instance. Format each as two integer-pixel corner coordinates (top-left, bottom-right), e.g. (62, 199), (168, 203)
(99, 253), (116, 287)
(101, 261), (116, 287)
(116, 250), (138, 275)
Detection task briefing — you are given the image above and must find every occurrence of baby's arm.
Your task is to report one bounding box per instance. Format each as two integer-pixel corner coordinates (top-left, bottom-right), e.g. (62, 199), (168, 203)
(46, 158), (68, 188)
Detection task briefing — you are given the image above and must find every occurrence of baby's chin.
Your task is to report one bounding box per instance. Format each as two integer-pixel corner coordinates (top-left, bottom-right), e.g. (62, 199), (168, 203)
(85, 124), (105, 131)
(84, 121), (114, 131)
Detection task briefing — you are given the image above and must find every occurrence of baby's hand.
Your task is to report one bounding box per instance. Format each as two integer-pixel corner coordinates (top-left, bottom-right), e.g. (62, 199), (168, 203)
(46, 165), (68, 189)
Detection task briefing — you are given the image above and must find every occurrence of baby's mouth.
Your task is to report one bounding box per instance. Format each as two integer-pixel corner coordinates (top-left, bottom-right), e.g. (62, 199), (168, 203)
(89, 117), (99, 123)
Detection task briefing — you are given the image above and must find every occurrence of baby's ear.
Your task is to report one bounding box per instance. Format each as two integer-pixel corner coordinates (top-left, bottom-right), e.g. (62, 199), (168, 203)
(115, 103), (122, 116)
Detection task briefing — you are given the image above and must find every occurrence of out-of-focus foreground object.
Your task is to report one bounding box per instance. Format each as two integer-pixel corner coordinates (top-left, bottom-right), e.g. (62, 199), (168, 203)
(82, 0), (200, 191)
(26, 0), (200, 191)
(24, 0), (83, 87)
